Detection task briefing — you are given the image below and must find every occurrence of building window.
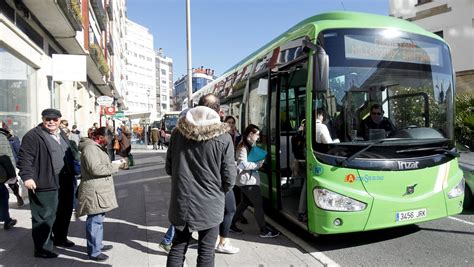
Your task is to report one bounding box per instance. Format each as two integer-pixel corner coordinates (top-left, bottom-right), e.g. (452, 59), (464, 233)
(416, 0), (432, 6)
(16, 16), (43, 49)
(0, 1), (15, 21)
(0, 47), (35, 139)
(161, 69), (166, 75)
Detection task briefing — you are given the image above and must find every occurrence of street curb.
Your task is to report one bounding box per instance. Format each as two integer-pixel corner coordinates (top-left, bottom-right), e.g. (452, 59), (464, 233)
(263, 214), (339, 267)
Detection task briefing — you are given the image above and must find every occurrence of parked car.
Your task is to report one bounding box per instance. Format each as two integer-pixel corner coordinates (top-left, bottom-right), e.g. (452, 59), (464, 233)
(459, 146), (473, 208)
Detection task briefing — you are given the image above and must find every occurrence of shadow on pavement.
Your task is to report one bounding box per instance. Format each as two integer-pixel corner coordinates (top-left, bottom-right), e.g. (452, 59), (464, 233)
(65, 220), (168, 257)
(270, 212), (422, 252)
(311, 224), (420, 251)
(0, 227), (110, 266)
(416, 227), (474, 235)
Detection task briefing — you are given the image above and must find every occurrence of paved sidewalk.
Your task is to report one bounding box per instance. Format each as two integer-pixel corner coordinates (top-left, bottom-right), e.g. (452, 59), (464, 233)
(0, 151), (323, 266)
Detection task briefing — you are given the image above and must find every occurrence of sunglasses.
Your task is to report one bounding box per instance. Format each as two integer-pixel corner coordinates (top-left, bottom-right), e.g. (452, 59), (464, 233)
(44, 117), (59, 122)
(371, 112), (382, 115)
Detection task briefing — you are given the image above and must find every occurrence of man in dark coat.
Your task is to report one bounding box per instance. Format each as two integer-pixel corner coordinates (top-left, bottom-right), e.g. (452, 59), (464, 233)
(166, 94), (236, 267)
(17, 109), (76, 258)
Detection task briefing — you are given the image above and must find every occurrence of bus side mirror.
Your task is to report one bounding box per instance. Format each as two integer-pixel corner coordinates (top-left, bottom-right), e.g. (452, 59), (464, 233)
(314, 45), (329, 92)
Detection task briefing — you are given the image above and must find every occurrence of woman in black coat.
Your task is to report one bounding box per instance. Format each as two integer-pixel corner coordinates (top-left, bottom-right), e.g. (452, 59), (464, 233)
(0, 155), (17, 229)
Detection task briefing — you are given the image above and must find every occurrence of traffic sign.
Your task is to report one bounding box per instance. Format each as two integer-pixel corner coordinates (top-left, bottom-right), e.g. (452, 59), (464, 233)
(96, 96), (114, 106)
(105, 106), (116, 115)
(113, 111), (125, 118)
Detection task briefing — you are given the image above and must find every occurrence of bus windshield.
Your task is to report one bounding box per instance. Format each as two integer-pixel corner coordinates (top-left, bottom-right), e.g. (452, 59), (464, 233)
(163, 114), (179, 133)
(314, 29), (455, 159)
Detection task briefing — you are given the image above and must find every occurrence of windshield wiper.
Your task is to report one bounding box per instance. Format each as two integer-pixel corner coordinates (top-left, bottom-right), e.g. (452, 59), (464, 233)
(396, 146), (459, 157)
(336, 139), (387, 167)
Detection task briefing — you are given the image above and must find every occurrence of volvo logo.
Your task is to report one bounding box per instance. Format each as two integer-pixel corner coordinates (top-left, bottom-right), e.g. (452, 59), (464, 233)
(403, 184), (417, 196)
(398, 161), (419, 170)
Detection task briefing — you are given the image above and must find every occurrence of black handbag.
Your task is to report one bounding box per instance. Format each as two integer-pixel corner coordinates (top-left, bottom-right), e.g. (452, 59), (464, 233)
(0, 155), (16, 184)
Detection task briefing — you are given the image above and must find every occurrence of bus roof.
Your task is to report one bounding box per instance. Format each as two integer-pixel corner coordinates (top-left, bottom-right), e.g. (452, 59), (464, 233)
(186, 11), (445, 106)
(226, 11), (442, 74)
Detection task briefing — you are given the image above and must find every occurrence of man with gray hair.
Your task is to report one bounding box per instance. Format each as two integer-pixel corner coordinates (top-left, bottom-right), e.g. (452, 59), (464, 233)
(166, 93), (236, 266)
(18, 108), (76, 258)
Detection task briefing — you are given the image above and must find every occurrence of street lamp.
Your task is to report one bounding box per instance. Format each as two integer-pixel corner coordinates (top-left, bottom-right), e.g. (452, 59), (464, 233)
(186, 0), (193, 107)
(145, 89), (150, 148)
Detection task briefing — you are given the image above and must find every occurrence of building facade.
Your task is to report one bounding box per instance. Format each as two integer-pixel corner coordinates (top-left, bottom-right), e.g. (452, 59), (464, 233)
(124, 18), (156, 121)
(174, 67), (215, 110)
(155, 48), (173, 118)
(0, 0), (118, 138)
(108, 0), (128, 110)
(390, 0), (474, 94)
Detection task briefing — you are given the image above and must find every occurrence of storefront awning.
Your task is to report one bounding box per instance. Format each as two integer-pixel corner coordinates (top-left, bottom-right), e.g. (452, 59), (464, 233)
(124, 112), (151, 120)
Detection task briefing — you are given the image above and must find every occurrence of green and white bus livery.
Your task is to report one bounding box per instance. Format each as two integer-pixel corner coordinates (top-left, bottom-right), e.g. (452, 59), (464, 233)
(186, 11), (465, 234)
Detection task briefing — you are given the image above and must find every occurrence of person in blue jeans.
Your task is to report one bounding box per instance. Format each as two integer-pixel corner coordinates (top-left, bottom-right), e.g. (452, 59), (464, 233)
(77, 127), (126, 261)
(159, 225), (175, 253)
(215, 190), (239, 254)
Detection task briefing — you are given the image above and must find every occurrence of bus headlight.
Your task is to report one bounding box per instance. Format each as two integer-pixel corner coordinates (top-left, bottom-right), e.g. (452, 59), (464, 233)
(447, 178), (465, 199)
(313, 188), (367, 211)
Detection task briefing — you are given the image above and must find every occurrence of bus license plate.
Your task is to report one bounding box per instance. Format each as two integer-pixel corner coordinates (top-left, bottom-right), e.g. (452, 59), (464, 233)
(396, 208), (427, 222)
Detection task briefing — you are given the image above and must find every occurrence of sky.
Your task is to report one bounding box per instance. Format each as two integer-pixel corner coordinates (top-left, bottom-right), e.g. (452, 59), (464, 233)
(126, 0), (389, 81)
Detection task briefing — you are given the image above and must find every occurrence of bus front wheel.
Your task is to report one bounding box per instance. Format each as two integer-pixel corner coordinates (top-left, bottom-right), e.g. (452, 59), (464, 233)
(464, 185), (473, 209)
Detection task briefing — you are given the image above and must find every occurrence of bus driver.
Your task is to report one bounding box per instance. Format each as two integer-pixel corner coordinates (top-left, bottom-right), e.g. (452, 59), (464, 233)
(360, 104), (395, 140)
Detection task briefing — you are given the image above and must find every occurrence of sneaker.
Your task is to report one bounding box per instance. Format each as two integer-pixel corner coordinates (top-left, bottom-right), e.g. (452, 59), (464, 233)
(4, 218), (17, 230)
(159, 242), (171, 253)
(215, 242), (240, 254)
(229, 224), (243, 235)
(16, 196), (24, 207)
(259, 227), (279, 238)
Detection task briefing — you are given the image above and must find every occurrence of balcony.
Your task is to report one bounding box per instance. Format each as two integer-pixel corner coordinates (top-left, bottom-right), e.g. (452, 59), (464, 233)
(87, 43), (112, 96)
(106, 2), (113, 20)
(22, 0), (85, 54)
(23, 0), (82, 33)
(90, 0), (107, 32)
(58, 0), (83, 31)
(89, 43), (109, 77)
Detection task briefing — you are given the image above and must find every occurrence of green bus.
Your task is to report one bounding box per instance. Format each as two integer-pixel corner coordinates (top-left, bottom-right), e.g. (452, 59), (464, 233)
(162, 111), (181, 144)
(186, 11), (465, 234)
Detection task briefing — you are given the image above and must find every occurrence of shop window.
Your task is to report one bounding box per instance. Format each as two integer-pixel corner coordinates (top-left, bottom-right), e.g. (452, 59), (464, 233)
(0, 47), (35, 138)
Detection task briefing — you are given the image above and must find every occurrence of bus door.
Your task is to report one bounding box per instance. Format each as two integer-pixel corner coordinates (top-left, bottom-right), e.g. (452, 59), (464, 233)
(246, 75), (272, 203)
(275, 64), (308, 220)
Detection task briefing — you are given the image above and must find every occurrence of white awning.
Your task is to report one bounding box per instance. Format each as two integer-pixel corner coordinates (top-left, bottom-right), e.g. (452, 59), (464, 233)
(124, 112), (151, 120)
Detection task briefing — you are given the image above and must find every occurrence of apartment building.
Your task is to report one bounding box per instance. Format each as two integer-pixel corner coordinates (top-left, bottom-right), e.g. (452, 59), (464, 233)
(155, 48), (173, 118)
(390, 0), (474, 94)
(0, 0), (120, 136)
(124, 19), (156, 121)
